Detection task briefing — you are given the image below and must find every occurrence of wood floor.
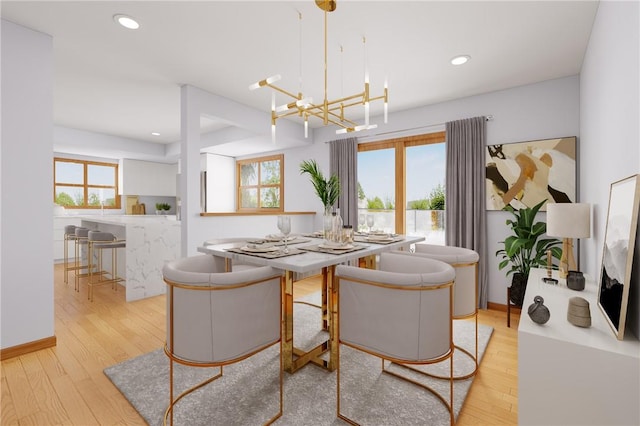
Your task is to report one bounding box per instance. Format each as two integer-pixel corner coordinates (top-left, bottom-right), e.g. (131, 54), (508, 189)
(1, 264), (520, 425)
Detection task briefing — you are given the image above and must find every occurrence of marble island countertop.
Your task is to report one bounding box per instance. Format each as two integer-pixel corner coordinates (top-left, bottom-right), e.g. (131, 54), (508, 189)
(75, 215), (181, 301)
(56, 214), (180, 226)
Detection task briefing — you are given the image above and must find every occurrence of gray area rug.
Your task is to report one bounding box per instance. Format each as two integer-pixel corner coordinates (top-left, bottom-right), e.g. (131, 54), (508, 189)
(104, 293), (493, 425)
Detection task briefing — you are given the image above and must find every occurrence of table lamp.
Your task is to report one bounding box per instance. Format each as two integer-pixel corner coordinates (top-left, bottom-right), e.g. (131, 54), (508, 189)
(546, 203), (591, 278)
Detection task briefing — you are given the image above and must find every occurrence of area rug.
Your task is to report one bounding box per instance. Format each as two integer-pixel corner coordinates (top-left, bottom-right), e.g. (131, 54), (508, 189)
(104, 293), (493, 425)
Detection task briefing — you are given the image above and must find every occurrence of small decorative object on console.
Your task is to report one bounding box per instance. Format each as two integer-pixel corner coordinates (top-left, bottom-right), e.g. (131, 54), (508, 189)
(528, 295), (551, 325)
(542, 249), (559, 284)
(567, 296), (591, 327)
(566, 270), (585, 291)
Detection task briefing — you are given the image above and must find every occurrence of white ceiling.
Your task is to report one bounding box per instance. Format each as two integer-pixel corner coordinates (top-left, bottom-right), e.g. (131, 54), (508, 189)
(1, 1), (599, 159)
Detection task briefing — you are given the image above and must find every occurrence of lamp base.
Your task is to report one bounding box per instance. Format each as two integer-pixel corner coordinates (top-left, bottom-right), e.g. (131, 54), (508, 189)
(559, 238), (577, 279)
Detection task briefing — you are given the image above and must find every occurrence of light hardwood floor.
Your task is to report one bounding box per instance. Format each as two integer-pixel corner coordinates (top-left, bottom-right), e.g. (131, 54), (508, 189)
(1, 264), (520, 425)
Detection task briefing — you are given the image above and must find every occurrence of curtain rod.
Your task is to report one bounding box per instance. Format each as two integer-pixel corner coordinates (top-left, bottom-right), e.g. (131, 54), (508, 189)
(327, 115), (493, 143)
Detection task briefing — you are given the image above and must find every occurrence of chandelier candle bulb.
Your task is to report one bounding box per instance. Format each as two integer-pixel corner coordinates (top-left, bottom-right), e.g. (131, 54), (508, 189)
(248, 74), (281, 91)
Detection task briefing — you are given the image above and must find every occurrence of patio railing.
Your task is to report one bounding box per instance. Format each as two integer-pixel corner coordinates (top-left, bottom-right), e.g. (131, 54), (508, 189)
(357, 208), (445, 246)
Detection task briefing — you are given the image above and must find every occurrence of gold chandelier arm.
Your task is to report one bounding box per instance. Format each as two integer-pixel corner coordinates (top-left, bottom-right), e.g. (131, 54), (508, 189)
(265, 84), (301, 101)
(305, 109), (358, 128)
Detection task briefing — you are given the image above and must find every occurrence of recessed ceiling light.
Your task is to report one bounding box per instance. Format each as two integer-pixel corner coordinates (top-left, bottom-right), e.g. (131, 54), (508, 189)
(151, 132), (160, 136)
(113, 14), (140, 30)
(451, 55), (471, 66)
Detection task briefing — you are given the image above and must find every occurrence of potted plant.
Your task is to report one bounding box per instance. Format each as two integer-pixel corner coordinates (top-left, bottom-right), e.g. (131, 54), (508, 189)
(299, 159), (340, 234)
(299, 159), (340, 211)
(496, 199), (562, 306)
(155, 202), (171, 215)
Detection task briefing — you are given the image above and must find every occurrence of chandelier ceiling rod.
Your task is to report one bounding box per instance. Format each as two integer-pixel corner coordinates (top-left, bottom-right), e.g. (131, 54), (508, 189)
(249, 0), (388, 140)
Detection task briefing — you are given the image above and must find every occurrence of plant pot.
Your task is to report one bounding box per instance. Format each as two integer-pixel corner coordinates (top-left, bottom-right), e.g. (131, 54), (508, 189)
(509, 272), (527, 307)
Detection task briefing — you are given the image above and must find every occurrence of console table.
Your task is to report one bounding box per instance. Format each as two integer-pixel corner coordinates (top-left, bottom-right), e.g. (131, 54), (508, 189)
(518, 268), (640, 425)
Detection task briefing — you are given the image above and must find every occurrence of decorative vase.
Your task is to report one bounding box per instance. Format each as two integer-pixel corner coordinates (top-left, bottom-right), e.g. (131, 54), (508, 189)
(323, 207), (333, 240)
(567, 296), (591, 327)
(528, 295), (551, 325)
(566, 270), (585, 291)
(509, 272), (527, 307)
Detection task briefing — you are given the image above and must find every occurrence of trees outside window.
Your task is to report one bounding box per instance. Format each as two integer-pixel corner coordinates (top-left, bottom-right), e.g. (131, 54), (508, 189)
(357, 132), (445, 242)
(54, 158), (120, 209)
(237, 154), (283, 212)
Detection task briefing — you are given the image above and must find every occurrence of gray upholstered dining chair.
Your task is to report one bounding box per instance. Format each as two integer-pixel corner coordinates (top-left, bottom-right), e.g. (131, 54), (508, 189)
(393, 243), (480, 379)
(335, 252), (456, 425)
(162, 254), (284, 426)
(202, 237), (262, 271)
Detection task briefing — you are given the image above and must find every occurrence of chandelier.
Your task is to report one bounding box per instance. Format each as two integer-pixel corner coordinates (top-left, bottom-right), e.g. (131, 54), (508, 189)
(249, 0), (388, 141)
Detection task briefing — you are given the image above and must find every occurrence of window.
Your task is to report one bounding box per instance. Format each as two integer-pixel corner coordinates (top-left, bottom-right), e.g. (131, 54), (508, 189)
(357, 132), (445, 243)
(236, 154), (284, 212)
(54, 158), (120, 209)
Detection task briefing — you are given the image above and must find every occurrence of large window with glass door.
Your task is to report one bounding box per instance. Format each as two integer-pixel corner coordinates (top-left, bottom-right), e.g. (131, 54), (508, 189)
(54, 158), (120, 209)
(236, 154), (284, 212)
(357, 132), (446, 243)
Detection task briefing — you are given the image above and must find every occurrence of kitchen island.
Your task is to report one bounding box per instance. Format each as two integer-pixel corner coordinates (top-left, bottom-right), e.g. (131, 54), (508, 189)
(78, 215), (181, 301)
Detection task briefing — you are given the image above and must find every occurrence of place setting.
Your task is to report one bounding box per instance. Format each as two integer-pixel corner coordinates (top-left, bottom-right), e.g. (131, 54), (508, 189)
(354, 231), (405, 245)
(304, 240), (366, 255)
(226, 216), (308, 259)
(299, 224), (366, 255)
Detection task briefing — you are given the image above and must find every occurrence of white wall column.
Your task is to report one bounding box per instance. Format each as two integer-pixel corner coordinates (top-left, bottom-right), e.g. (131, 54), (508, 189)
(1, 20), (55, 350)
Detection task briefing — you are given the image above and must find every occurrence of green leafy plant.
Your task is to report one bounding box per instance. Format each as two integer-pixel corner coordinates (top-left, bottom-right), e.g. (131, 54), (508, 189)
(428, 183), (445, 210)
(299, 159), (340, 210)
(155, 202), (171, 211)
(496, 199), (562, 278)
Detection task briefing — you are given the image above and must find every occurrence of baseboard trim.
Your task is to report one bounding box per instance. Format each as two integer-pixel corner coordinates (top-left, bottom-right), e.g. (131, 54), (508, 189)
(1, 335), (57, 360)
(487, 302), (521, 314)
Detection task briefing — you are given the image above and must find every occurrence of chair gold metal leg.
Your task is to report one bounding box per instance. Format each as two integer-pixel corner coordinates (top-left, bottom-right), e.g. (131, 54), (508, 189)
(282, 271), (294, 373)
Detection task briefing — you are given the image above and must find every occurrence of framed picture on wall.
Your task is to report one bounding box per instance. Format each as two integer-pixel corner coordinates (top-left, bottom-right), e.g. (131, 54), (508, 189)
(598, 174), (640, 340)
(485, 136), (576, 211)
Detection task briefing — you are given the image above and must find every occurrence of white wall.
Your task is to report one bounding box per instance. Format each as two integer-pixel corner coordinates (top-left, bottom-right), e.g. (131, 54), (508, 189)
(580, 0), (640, 338)
(313, 75), (581, 305)
(1, 20), (55, 349)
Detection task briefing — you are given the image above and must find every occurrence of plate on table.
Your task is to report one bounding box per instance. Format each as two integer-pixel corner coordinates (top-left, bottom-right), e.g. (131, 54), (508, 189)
(240, 245), (280, 253)
(319, 243), (355, 250)
(366, 233), (392, 241)
(265, 234), (297, 242)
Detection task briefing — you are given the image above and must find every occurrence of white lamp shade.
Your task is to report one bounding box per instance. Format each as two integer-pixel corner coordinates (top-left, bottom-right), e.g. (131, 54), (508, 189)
(546, 203), (591, 238)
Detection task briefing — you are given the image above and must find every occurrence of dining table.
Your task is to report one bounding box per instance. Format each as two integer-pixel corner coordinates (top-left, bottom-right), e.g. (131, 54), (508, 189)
(198, 233), (425, 374)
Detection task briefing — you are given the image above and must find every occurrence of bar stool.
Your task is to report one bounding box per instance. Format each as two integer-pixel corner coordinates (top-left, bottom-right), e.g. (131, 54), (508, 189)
(73, 227), (91, 292)
(87, 231), (126, 302)
(63, 225), (78, 286)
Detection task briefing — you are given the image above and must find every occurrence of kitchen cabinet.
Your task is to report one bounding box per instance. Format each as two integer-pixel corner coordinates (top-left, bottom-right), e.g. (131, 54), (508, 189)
(121, 159), (178, 196)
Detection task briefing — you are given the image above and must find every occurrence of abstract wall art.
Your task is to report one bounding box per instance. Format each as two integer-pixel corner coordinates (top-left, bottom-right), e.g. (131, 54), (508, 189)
(485, 137), (576, 211)
(598, 174), (640, 340)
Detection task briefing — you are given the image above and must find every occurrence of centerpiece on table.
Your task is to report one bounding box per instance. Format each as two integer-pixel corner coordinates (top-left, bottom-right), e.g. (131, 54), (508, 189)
(299, 159), (341, 239)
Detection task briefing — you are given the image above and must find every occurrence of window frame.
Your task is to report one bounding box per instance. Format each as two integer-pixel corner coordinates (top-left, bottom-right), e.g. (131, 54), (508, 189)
(358, 131), (445, 233)
(53, 157), (121, 209)
(236, 154), (284, 213)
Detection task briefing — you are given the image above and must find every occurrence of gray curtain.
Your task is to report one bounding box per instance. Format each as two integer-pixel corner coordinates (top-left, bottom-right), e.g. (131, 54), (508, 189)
(445, 117), (488, 308)
(329, 137), (358, 227)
